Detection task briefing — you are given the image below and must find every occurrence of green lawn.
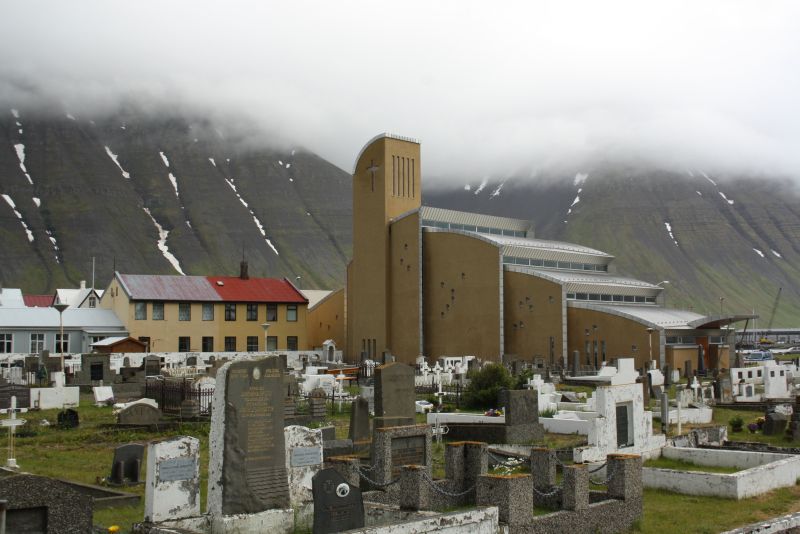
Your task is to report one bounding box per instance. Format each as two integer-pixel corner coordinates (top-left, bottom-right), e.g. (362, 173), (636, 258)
(643, 456), (739, 474)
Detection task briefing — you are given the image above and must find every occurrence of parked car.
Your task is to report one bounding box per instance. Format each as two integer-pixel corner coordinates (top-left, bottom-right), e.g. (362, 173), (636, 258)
(743, 350), (774, 362)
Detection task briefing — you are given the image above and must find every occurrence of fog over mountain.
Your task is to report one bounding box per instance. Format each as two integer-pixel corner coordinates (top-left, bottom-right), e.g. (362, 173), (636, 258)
(1, 1), (799, 182)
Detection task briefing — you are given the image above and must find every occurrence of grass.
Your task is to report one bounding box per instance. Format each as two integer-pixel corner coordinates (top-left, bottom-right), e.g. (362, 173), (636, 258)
(636, 485), (800, 533)
(710, 407), (792, 447)
(643, 456), (740, 474)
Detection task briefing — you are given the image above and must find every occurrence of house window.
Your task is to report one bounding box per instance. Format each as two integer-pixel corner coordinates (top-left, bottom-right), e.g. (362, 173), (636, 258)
(224, 336), (237, 351)
(247, 304), (258, 321)
(152, 301), (165, 320)
(247, 336), (259, 352)
(88, 295), (96, 308)
(202, 303), (214, 321)
(178, 337), (191, 352)
(139, 337), (151, 351)
(267, 336), (278, 351)
(286, 304), (298, 322)
(55, 333), (69, 353)
(0, 334), (11, 353)
(287, 336), (298, 351)
(266, 304), (278, 321)
(135, 302), (147, 320)
(30, 333), (45, 354)
(179, 303), (191, 321)
(202, 337), (214, 352)
(225, 304), (236, 321)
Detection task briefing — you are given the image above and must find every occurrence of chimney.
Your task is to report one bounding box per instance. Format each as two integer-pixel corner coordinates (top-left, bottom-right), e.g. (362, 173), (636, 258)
(80, 280), (86, 289)
(240, 261), (249, 280)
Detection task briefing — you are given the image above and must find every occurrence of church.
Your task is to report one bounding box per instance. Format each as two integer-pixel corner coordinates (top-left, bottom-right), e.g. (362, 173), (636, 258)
(342, 133), (747, 372)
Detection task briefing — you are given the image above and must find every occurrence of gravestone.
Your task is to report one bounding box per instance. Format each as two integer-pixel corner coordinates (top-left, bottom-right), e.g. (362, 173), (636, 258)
(0, 474), (93, 534)
(109, 443), (145, 485)
(117, 403), (162, 426)
(684, 360), (692, 380)
(309, 388), (327, 419)
(208, 357), (290, 516)
(145, 355), (162, 376)
(790, 396), (800, 441)
(348, 396), (370, 442)
(372, 425), (432, 485)
(93, 385), (114, 405)
(498, 389), (544, 443)
(145, 436), (201, 523)
(763, 412), (788, 436)
(312, 468), (364, 534)
(56, 408), (79, 429)
(663, 365), (671, 387)
(374, 362), (415, 428)
(0, 384), (30, 409)
(285, 426), (324, 509)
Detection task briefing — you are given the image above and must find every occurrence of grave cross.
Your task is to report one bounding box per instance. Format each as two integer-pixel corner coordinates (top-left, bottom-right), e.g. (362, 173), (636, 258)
(2, 396), (27, 468)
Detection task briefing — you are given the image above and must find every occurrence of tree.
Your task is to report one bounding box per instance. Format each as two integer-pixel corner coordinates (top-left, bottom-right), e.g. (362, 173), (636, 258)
(463, 363), (514, 409)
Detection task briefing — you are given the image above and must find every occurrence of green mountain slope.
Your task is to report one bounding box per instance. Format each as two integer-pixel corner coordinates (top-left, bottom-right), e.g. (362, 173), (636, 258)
(0, 108), (352, 292)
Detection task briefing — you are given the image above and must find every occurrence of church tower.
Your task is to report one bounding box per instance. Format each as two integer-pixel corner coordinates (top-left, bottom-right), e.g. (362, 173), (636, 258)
(346, 134), (421, 361)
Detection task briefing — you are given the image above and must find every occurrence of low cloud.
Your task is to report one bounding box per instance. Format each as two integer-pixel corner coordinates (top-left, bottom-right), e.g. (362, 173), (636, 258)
(1, 1), (798, 181)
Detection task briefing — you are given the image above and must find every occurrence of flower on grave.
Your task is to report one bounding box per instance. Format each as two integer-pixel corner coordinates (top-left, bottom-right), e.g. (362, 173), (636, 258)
(747, 423), (758, 433)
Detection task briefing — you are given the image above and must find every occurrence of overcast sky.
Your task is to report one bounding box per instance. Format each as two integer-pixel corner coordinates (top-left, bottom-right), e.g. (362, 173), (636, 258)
(1, 1), (798, 180)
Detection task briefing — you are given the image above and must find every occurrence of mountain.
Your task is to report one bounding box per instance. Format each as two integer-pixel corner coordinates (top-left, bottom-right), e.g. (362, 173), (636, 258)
(0, 106), (352, 292)
(423, 166), (800, 328)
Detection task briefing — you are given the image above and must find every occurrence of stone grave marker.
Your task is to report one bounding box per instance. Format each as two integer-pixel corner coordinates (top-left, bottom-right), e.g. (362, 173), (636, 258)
(93, 385), (114, 406)
(144, 436), (201, 523)
(372, 425), (432, 485)
(312, 468), (364, 534)
(117, 403), (162, 426)
(374, 362), (415, 428)
(285, 425), (324, 509)
(763, 412), (788, 436)
(56, 408), (79, 429)
(348, 396), (370, 442)
(145, 355), (162, 376)
(208, 357), (290, 516)
(309, 388), (328, 419)
(109, 443), (145, 485)
(498, 389), (544, 443)
(0, 384), (30, 410)
(0, 473), (93, 533)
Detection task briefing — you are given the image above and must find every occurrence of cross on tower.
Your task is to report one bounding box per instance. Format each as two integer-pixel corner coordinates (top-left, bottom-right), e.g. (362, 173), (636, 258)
(2, 396), (28, 469)
(366, 160), (380, 192)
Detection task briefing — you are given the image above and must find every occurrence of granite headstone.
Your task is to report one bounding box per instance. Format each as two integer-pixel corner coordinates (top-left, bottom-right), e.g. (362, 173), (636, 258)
(374, 362), (415, 428)
(117, 403), (162, 426)
(348, 396), (370, 442)
(312, 468), (364, 534)
(109, 443), (145, 485)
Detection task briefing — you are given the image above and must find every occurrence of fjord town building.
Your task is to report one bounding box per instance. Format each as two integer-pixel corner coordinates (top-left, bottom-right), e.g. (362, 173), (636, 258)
(100, 268), (309, 353)
(345, 133), (745, 371)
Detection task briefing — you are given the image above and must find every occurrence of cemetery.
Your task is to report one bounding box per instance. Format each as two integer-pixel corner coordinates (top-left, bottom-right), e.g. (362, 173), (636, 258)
(1, 351), (800, 532)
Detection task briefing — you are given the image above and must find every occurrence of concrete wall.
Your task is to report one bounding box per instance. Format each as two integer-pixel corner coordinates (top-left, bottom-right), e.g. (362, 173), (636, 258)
(503, 271), (563, 365)
(389, 212), (422, 364)
(306, 288), (345, 351)
(423, 232), (502, 362)
(29, 386), (80, 409)
(643, 447), (800, 499)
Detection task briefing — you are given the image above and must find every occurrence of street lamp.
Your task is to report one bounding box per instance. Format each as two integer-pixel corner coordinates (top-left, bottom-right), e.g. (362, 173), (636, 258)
(719, 297), (725, 316)
(261, 322), (271, 352)
(646, 327), (654, 364)
(592, 325), (599, 368)
(53, 303), (69, 375)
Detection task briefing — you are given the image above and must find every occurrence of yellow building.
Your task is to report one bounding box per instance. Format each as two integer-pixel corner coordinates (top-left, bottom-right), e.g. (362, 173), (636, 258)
(304, 288), (345, 351)
(101, 265), (308, 353)
(345, 133), (750, 371)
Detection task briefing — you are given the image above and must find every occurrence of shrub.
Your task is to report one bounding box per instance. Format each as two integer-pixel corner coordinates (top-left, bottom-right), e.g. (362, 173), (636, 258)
(463, 363), (514, 409)
(729, 416), (744, 432)
(539, 408), (557, 418)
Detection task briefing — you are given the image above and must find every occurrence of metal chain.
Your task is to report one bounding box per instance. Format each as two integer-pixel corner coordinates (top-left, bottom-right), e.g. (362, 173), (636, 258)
(532, 484), (562, 498)
(357, 466), (400, 488)
(420, 471), (478, 497)
(589, 465), (616, 486)
(588, 462), (607, 473)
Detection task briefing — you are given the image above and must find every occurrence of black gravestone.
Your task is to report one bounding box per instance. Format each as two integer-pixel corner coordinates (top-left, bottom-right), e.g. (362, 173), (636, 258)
(0, 474), (93, 534)
(763, 412), (788, 436)
(109, 443), (145, 485)
(0, 384), (30, 410)
(219, 358), (290, 514)
(57, 408), (79, 429)
(312, 468), (364, 534)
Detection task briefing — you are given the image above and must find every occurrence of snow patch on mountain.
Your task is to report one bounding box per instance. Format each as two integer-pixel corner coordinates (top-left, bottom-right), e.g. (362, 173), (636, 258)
(664, 222), (679, 247)
(753, 248), (765, 258)
(13, 144), (33, 185)
(104, 146), (131, 179)
(771, 250), (782, 258)
(222, 177), (279, 255)
(474, 177), (488, 195)
(159, 151), (170, 168)
(573, 172), (588, 186)
(719, 192), (734, 205)
(142, 207), (185, 275)
(208, 158), (216, 167)
(32, 197), (40, 207)
(1, 194), (33, 242)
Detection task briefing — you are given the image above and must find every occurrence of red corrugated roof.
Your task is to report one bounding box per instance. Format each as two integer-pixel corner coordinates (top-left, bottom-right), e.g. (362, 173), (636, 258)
(23, 294), (54, 307)
(207, 276), (308, 303)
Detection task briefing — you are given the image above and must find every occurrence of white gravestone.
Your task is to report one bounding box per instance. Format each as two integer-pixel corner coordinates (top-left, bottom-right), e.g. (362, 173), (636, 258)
(93, 386), (114, 406)
(145, 436), (201, 523)
(284, 425), (324, 508)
